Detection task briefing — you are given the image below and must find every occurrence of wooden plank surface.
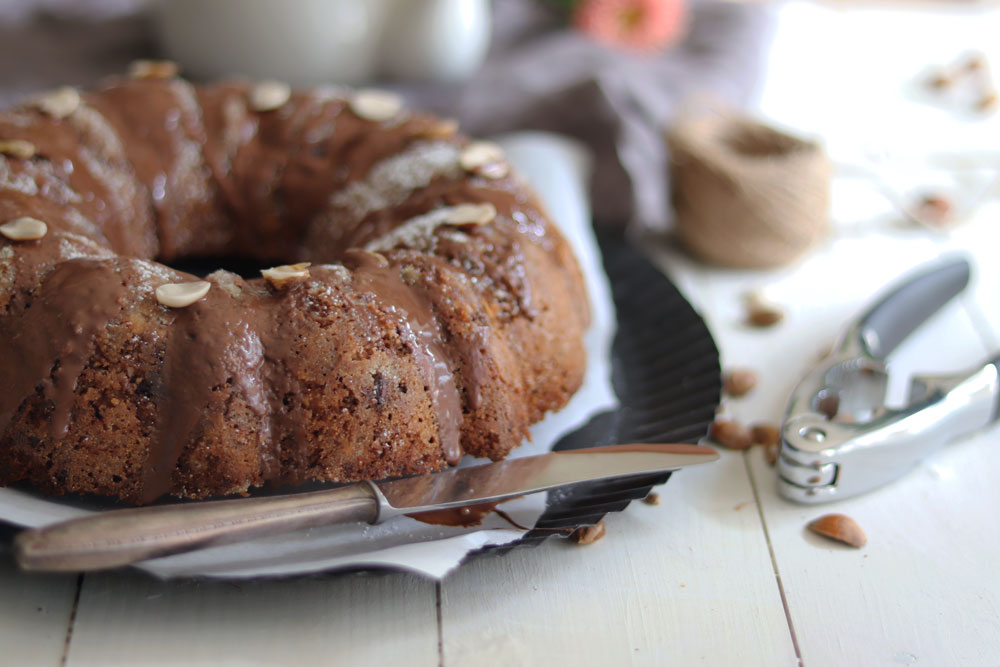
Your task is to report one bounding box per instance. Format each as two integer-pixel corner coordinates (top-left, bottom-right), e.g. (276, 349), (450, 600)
(747, 296), (1000, 667)
(440, 453), (798, 666)
(63, 571), (439, 666)
(0, 532), (78, 667)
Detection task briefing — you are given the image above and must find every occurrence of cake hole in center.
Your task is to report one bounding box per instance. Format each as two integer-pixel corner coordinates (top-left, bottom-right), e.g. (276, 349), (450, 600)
(167, 255), (288, 280)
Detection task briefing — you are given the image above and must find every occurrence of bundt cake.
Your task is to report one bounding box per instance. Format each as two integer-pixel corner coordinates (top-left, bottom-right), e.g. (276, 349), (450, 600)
(0, 66), (590, 505)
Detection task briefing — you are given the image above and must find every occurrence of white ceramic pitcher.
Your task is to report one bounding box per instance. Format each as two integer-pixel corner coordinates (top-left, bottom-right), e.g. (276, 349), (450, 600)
(155, 0), (492, 86)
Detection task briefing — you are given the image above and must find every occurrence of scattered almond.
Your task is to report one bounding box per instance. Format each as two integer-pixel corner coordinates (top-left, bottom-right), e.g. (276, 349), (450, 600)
(444, 202), (496, 226)
(28, 87), (80, 119)
(709, 419), (752, 450)
(642, 492), (660, 506)
(751, 423), (780, 448)
(349, 89), (403, 122)
(249, 81), (292, 112)
(261, 262), (311, 289)
(0, 139), (37, 159)
(155, 281), (211, 308)
(912, 193), (954, 228)
(807, 513), (867, 548)
(964, 52), (987, 73)
(570, 520), (606, 545)
(976, 91), (998, 113)
(747, 304), (784, 327)
(927, 52), (987, 90)
(128, 59), (179, 80)
(723, 368), (757, 397)
(0, 216), (47, 241)
(763, 441), (779, 466)
(459, 141), (508, 179)
(927, 72), (953, 90)
(736, 422), (782, 464)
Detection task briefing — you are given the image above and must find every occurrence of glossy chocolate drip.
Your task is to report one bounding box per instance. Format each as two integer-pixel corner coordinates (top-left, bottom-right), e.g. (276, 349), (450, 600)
(399, 255), (493, 413)
(456, 325), (490, 411)
(408, 499), (528, 529)
(408, 500), (503, 527)
(255, 290), (310, 484)
(0, 259), (125, 439)
(87, 79), (221, 261)
(144, 276), (269, 502)
(344, 250), (463, 465)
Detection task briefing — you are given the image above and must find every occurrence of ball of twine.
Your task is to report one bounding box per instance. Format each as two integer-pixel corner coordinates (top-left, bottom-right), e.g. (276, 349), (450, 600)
(666, 112), (830, 269)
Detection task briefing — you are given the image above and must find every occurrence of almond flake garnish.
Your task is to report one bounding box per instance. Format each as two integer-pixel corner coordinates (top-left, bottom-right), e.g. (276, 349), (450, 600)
(0, 139), (37, 159)
(422, 118), (459, 139)
(444, 202), (497, 226)
(344, 248), (390, 269)
(743, 290), (785, 328)
(349, 90), (403, 122)
(0, 217), (47, 241)
(249, 81), (292, 112)
(155, 281), (211, 308)
(459, 141), (508, 179)
(261, 262), (311, 289)
(29, 87), (80, 119)
(128, 59), (179, 80)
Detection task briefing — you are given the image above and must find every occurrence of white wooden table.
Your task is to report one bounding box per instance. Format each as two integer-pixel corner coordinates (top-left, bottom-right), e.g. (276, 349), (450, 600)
(4, 3), (1000, 666)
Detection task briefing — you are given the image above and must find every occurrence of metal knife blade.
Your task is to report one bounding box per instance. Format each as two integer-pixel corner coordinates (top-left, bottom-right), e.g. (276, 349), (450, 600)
(374, 443), (717, 520)
(15, 443), (718, 572)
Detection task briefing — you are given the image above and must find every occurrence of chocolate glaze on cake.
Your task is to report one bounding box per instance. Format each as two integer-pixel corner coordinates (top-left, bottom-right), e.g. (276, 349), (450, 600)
(0, 73), (589, 504)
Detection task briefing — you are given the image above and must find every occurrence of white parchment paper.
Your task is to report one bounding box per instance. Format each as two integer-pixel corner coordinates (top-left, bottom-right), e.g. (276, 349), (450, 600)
(0, 131), (617, 580)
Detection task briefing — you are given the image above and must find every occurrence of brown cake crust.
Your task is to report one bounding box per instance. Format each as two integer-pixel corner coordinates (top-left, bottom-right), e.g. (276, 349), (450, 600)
(0, 75), (590, 504)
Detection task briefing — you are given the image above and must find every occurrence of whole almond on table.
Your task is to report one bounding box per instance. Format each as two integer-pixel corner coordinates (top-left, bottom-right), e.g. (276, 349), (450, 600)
(723, 368), (758, 397)
(763, 441), (779, 466)
(743, 291), (785, 328)
(807, 513), (867, 548)
(912, 193), (954, 228)
(751, 423), (780, 447)
(752, 422), (782, 466)
(977, 91), (999, 113)
(570, 521), (606, 545)
(709, 419), (753, 450)
(747, 303), (784, 328)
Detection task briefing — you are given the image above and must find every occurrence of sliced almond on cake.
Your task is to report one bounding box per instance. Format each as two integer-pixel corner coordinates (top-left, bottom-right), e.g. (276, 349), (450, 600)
(156, 281), (211, 308)
(249, 81), (292, 112)
(0, 217), (47, 241)
(350, 90), (403, 122)
(261, 262), (311, 289)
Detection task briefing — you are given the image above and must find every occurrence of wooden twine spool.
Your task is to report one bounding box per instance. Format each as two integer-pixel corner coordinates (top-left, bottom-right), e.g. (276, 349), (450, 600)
(666, 112), (830, 269)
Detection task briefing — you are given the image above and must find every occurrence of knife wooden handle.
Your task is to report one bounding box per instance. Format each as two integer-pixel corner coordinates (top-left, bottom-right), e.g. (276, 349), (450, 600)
(14, 483), (379, 572)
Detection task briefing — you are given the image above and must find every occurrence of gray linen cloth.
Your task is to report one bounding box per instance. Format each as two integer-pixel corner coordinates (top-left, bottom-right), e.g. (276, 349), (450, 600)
(0, 0), (774, 231)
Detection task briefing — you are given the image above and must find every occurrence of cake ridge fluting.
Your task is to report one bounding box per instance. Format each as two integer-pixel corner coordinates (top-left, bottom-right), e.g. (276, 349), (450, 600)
(0, 72), (590, 504)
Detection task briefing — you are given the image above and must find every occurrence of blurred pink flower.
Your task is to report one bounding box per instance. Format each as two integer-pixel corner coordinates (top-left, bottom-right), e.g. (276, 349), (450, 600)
(572, 0), (688, 52)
